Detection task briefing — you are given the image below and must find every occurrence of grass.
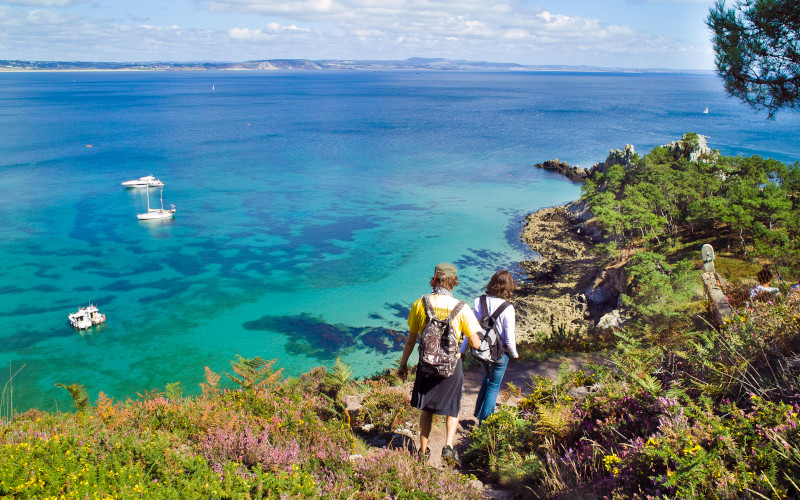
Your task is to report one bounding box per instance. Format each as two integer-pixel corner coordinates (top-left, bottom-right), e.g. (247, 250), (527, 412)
(1, 363), (24, 426)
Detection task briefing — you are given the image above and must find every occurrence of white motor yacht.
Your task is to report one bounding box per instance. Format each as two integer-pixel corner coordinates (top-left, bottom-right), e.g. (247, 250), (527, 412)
(68, 305), (106, 330)
(122, 175), (165, 188)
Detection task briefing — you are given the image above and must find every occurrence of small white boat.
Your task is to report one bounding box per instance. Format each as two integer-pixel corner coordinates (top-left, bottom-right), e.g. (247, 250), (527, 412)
(703, 107), (709, 114)
(68, 305), (106, 330)
(122, 175), (165, 188)
(137, 185), (175, 220)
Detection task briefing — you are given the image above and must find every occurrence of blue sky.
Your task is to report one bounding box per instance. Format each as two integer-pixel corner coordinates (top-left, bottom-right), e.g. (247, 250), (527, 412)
(0, 0), (718, 69)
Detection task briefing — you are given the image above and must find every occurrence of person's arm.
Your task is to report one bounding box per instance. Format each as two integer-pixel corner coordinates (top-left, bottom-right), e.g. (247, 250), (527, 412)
(502, 305), (518, 358)
(397, 331), (418, 381)
(462, 306), (483, 349)
(399, 298), (424, 380)
(466, 331), (481, 349)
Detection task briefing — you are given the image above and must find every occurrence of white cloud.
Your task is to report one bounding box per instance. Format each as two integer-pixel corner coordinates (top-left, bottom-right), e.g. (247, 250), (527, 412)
(0, 0), (716, 69)
(265, 22), (309, 33)
(26, 8), (67, 22)
(2, 0), (82, 5)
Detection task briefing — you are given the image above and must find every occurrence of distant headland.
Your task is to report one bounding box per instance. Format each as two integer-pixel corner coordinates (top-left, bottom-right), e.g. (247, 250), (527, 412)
(0, 57), (712, 73)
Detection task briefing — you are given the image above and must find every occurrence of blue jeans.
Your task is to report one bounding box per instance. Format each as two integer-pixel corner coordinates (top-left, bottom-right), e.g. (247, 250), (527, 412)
(474, 353), (509, 423)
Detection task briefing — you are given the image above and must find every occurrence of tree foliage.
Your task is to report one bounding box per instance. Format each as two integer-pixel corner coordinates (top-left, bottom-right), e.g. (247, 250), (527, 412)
(582, 134), (800, 267)
(620, 252), (697, 327)
(707, 0), (800, 116)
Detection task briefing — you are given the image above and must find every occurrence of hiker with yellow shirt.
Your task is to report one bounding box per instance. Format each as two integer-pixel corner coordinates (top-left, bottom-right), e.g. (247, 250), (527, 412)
(397, 262), (482, 466)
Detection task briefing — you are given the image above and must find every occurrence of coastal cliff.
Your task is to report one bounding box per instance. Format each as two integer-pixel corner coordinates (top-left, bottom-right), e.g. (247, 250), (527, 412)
(517, 135), (720, 340)
(516, 145), (650, 340)
(513, 203), (624, 341)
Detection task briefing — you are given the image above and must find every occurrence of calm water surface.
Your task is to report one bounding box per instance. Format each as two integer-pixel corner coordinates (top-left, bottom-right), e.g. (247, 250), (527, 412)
(1, 71), (798, 411)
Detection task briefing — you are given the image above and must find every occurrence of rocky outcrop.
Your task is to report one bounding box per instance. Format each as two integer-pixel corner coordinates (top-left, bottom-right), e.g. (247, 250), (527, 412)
(586, 144), (638, 177)
(532, 145), (638, 184)
(518, 135), (723, 339)
(515, 202), (631, 340)
(533, 159), (589, 182)
(583, 266), (627, 315)
(596, 309), (624, 332)
(665, 134), (716, 163)
(565, 200), (603, 243)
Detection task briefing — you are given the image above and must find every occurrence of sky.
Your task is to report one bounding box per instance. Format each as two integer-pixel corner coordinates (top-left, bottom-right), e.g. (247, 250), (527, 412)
(0, 0), (721, 70)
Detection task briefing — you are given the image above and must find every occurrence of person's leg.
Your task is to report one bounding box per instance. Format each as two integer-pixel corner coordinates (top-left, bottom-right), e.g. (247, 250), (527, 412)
(419, 410), (433, 452)
(474, 362), (490, 419)
(474, 353), (509, 422)
(444, 415), (459, 447)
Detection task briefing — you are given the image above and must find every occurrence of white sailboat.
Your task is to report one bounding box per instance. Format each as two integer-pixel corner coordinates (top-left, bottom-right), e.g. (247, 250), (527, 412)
(703, 106), (709, 114)
(137, 185), (176, 220)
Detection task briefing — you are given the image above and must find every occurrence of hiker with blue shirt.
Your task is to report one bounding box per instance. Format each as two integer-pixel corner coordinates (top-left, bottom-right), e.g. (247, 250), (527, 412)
(397, 262), (482, 467)
(468, 270), (518, 425)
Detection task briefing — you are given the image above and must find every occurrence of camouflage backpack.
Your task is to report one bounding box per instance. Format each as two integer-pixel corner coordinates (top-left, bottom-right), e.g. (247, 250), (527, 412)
(417, 295), (465, 378)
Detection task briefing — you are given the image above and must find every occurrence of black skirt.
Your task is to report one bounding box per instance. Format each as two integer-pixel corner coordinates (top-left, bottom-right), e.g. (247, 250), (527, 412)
(410, 358), (463, 417)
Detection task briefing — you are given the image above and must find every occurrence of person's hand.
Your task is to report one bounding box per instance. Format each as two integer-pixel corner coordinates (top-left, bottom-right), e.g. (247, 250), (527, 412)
(397, 364), (408, 381)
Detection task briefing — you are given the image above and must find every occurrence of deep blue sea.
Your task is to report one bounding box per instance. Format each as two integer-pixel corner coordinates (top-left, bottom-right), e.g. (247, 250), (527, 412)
(1, 70), (799, 412)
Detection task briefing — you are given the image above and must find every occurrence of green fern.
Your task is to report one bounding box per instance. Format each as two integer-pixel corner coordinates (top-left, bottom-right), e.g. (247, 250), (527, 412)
(225, 355), (282, 392)
(323, 358), (353, 398)
(535, 405), (573, 438)
(165, 381), (183, 400)
(55, 383), (90, 412)
(630, 372), (664, 395)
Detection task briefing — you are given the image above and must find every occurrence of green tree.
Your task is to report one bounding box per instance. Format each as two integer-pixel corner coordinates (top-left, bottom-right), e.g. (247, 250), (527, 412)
(621, 252), (696, 327)
(707, 0), (800, 116)
(778, 161), (800, 210)
(621, 184), (667, 245)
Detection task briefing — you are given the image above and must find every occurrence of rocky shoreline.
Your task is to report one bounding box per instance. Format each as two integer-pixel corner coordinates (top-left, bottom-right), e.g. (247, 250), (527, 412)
(513, 158), (635, 341)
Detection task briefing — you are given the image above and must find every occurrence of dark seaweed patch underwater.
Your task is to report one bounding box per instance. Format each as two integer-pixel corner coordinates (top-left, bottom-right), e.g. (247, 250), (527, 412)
(242, 313), (405, 361)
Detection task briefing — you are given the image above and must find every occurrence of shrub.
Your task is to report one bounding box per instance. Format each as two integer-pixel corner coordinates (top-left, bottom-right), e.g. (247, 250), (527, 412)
(358, 383), (417, 435)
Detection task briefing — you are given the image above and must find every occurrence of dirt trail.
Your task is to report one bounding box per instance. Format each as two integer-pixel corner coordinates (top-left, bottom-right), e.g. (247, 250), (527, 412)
(420, 352), (607, 475)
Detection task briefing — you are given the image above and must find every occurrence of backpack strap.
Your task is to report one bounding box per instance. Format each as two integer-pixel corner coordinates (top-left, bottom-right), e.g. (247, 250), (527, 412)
(422, 295), (465, 322)
(481, 295), (511, 322)
(421, 295), (436, 320)
(490, 300), (512, 321)
(446, 300), (465, 322)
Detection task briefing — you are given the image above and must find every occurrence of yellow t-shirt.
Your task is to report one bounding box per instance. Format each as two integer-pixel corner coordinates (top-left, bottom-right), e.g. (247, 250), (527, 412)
(407, 293), (482, 344)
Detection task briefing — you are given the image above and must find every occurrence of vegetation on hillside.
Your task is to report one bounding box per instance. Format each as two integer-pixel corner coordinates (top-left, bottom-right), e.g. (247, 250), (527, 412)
(0, 357), (478, 499)
(465, 135), (800, 498)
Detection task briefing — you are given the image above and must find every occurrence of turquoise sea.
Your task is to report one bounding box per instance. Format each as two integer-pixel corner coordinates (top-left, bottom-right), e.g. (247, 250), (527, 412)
(1, 70), (799, 412)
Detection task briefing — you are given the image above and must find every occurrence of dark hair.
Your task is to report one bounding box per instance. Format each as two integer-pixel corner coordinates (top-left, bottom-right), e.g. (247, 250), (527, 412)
(757, 268), (773, 285)
(486, 270), (515, 300)
(431, 274), (459, 291)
